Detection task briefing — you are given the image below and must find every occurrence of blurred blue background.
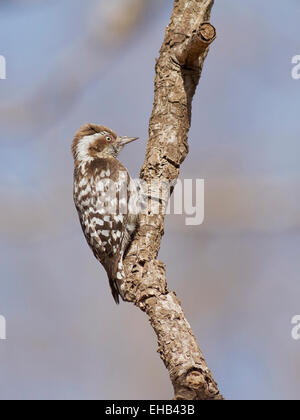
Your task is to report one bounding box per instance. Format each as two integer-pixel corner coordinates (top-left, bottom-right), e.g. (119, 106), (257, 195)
(0, 0), (300, 400)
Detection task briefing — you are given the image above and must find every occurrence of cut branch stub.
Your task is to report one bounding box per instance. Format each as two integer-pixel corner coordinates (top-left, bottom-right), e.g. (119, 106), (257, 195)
(175, 22), (216, 67)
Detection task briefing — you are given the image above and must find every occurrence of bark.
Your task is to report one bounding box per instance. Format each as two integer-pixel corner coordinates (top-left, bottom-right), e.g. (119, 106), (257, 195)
(121, 0), (223, 400)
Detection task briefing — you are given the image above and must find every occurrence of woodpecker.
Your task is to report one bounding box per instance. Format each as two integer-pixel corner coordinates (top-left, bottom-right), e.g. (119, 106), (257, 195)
(72, 123), (140, 304)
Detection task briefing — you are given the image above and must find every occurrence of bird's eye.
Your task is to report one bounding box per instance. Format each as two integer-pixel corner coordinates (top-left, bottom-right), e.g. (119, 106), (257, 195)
(106, 136), (112, 142)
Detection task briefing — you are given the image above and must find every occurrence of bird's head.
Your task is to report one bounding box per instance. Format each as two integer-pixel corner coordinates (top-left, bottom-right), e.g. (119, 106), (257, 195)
(72, 123), (138, 163)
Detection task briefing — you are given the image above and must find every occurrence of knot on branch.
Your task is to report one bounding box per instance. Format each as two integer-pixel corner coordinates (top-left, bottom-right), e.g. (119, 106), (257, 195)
(122, 257), (167, 308)
(174, 369), (224, 401)
(175, 22), (216, 67)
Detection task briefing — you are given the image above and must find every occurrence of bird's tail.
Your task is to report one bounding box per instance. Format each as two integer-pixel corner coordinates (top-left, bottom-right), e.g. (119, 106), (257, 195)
(106, 259), (126, 304)
(109, 277), (120, 305)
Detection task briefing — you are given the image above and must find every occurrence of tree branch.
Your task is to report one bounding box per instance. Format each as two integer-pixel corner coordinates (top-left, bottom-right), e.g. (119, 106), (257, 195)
(121, 0), (223, 400)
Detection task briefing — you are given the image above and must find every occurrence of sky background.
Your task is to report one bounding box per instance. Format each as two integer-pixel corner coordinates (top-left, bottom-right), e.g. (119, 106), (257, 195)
(0, 0), (300, 400)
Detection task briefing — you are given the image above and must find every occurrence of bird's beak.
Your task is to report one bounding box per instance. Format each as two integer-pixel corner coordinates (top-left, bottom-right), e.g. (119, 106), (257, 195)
(119, 136), (139, 146)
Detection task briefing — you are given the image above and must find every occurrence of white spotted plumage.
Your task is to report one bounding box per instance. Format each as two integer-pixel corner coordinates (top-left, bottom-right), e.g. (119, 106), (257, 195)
(72, 123), (140, 304)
